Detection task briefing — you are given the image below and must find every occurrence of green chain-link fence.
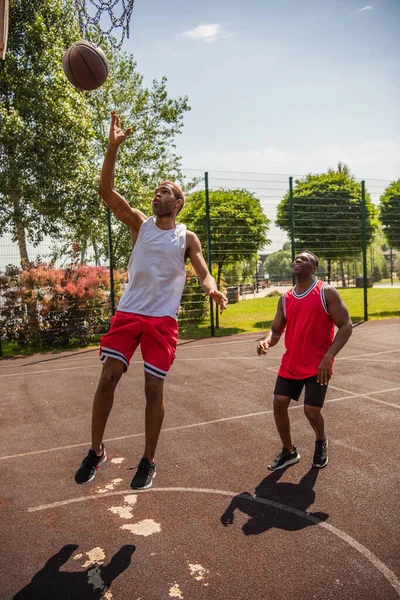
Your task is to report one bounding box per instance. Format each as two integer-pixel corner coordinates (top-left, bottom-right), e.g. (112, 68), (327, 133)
(1, 170), (399, 355)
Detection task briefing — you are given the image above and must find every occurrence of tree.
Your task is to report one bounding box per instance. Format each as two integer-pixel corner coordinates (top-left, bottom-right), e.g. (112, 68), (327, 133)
(181, 188), (270, 326)
(263, 248), (293, 282)
(68, 48), (191, 269)
(372, 265), (382, 282)
(0, 0), (96, 264)
(379, 179), (400, 250)
(0, 0), (191, 274)
(276, 164), (377, 283)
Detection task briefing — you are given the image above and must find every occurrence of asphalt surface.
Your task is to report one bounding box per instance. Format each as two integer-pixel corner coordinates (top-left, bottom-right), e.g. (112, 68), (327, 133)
(1, 319), (400, 599)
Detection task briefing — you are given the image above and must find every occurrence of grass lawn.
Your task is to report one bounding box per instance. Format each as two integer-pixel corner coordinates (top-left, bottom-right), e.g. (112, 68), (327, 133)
(179, 287), (400, 339)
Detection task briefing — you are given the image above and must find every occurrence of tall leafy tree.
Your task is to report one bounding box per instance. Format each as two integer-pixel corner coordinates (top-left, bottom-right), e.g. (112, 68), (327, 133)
(0, 0), (96, 264)
(181, 188), (270, 326)
(276, 165), (377, 282)
(379, 179), (400, 250)
(72, 48), (192, 269)
(263, 247), (293, 282)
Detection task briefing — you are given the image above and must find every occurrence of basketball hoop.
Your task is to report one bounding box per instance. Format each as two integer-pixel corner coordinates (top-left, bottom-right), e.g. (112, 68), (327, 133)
(74, 0), (135, 49)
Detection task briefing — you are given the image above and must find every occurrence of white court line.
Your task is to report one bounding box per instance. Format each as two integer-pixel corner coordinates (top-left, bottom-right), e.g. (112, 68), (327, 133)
(27, 486), (400, 596)
(329, 385), (400, 409)
(0, 357), (280, 378)
(340, 359), (400, 364)
(336, 349), (400, 360)
(2, 388), (399, 461)
(2, 349), (400, 378)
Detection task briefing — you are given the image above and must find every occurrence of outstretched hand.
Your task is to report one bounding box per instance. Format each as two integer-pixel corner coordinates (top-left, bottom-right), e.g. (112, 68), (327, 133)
(209, 290), (228, 314)
(109, 110), (132, 146)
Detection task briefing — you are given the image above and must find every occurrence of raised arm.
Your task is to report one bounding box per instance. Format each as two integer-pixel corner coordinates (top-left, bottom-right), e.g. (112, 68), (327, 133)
(317, 286), (353, 385)
(257, 296), (286, 356)
(186, 231), (227, 313)
(98, 111), (147, 234)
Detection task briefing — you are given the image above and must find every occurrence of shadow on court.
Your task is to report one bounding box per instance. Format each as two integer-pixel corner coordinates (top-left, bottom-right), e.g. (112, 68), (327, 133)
(220, 468), (329, 535)
(13, 544), (136, 599)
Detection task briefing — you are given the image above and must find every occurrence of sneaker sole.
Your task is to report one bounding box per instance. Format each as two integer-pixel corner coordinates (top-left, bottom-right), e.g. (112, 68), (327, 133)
(312, 457), (329, 469)
(75, 452), (107, 485)
(130, 471), (156, 491)
(268, 455), (300, 471)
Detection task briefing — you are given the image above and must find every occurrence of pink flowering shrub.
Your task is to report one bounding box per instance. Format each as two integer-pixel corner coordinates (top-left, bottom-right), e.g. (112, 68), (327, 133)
(0, 248), (125, 349)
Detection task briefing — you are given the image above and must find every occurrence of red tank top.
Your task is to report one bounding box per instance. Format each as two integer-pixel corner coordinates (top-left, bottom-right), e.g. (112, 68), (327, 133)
(279, 279), (334, 379)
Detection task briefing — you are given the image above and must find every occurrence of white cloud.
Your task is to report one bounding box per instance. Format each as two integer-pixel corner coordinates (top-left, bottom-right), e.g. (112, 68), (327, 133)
(182, 24), (227, 43)
(357, 5), (373, 12)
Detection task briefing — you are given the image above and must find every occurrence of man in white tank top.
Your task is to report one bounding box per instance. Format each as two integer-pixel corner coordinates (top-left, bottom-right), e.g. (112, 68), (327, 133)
(75, 111), (227, 490)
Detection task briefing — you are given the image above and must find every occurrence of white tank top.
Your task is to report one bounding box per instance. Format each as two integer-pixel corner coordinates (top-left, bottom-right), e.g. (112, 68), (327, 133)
(117, 217), (187, 320)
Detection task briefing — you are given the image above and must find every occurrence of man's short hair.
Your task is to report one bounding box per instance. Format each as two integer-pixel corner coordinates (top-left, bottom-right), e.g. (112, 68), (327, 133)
(303, 250), (319, 267)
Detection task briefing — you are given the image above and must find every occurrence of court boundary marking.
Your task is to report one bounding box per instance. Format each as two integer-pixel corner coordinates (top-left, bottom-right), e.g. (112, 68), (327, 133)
(27, 486), (400, 596)
(1, 386), (399, 461)
(1, 348), (400, 377)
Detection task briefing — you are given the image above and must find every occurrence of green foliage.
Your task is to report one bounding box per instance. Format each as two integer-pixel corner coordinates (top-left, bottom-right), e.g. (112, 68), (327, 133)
(0, 0), (96, 260)
(379, 179), (400, 249)
(179, 265), (209, 327)
(276, 166), (378, 262)
(263, 248), (293, 280)
(372, 265), (382, 282)
(0, 248), (123, 348)
(0, 0), (191, 270)
(80, 50), (191, 269)
(181, 188), (270, 285)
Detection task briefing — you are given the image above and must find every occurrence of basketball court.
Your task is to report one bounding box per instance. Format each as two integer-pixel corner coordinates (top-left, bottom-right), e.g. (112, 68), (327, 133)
(1, 1), (399, 598)
(1, 319), (399, 599)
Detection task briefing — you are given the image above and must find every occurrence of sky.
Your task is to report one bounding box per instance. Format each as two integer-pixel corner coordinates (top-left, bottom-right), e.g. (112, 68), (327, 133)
(109, 0), (400, 181)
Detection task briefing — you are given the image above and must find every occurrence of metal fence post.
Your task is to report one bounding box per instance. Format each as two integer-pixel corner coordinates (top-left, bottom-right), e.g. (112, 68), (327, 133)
(106, 206), (116, 316)
(205, 172), (215, 337)
(289, 176), (295, 286)
(390, 247), (393, 286)
(361, 181), (368, 321)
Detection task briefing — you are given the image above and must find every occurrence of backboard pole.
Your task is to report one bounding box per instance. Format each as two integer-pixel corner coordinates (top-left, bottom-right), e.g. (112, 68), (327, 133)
(0, 0), (9, 60)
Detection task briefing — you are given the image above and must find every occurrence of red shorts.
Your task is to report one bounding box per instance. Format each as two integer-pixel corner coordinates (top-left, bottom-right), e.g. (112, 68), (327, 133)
(99, 311), (178, 379)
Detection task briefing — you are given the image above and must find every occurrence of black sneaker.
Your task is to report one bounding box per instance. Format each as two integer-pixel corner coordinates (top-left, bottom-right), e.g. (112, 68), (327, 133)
(313, 439), (328, 468)
(268, 446), (300, 471)
(130, 457), (156, 490)
(74, 445), (107, 484)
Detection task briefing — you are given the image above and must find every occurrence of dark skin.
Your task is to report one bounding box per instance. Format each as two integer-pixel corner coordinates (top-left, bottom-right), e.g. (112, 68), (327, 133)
(257, 252), (353, 451)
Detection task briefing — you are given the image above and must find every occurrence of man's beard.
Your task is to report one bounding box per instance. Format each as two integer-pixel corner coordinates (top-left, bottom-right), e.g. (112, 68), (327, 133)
(152, 203), (174, 217)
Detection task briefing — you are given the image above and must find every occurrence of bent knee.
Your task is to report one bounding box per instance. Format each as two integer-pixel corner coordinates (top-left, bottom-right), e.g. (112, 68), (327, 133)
(304, 404), (321, 420)
(145, 372), (164, 395)
(99, 359), (125, 388)
(273, 395), (291, 410)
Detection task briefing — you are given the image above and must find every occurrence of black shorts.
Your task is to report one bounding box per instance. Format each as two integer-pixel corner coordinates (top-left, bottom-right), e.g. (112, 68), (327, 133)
(274, 375), (328, 407)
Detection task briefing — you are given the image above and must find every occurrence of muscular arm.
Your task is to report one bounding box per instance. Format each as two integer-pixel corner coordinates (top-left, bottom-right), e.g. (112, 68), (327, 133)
(186, 231), (227, 312)
(98, 111), (147, 237)
(98, 144), (147, 231)
(257, 296), (286, 355)
(317, 286), (353, 384)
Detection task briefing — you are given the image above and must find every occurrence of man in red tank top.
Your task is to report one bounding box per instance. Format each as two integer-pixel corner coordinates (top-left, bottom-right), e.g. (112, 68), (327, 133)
(257, 251), (352, 470)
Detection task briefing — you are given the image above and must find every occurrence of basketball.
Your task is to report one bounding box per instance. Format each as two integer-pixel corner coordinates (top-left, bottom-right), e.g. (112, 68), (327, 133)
(63, 41), (109, 91)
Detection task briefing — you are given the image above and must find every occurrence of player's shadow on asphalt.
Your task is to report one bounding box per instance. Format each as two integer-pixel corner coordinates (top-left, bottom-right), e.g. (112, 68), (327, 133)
(13, 543), (136, 599)
(220, 467), (329, 535)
